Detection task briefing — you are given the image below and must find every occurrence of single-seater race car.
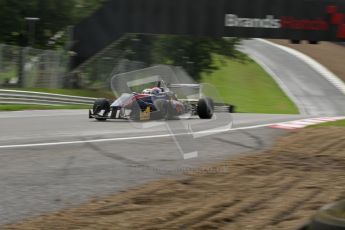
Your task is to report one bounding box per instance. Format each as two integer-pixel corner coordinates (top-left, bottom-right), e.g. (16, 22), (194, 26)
(89, 80), (234, 121)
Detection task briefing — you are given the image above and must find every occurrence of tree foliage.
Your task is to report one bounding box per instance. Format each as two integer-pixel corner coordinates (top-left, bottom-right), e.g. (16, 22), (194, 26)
(0, 1), (246, 80)
(0, 0), (106, 47)
(120, 34), (247, 80)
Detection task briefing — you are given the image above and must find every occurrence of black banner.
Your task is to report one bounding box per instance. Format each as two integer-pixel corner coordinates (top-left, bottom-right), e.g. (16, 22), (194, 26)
(71, 0), (345, 69)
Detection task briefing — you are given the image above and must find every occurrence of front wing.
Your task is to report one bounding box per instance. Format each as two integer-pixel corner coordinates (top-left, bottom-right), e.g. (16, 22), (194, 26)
(89, 103), (235, 121)
(89, 106), (152, 121)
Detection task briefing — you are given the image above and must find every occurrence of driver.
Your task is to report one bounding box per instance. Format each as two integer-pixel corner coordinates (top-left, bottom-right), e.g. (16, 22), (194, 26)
(151, 87), (162, 95)
(142, 87), (162, 95)
(142, 88), (152, 94)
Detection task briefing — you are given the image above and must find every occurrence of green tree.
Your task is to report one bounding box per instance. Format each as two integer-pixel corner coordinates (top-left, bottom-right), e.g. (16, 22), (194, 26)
(0, 0), (107, 48)
(118, 34), (246, 81)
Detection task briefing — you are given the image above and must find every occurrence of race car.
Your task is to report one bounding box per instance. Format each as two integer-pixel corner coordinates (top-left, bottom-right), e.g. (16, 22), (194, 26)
(89, 80), (233, 121)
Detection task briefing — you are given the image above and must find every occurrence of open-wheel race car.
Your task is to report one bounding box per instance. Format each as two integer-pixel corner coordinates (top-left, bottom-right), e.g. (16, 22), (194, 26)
(89, 80), (234, 122)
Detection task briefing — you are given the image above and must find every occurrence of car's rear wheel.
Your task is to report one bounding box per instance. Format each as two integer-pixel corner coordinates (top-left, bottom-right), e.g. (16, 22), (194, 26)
(197, 97), (214, 119)
(154, 99), (169, 120)
(93, 98), (110, 121)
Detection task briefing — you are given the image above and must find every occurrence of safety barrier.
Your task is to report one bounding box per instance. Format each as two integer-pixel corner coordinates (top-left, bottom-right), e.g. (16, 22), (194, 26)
(0, 89), (96, 106)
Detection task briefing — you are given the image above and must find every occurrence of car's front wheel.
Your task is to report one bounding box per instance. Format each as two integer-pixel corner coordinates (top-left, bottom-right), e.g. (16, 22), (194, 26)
(93, 98), (110, 121)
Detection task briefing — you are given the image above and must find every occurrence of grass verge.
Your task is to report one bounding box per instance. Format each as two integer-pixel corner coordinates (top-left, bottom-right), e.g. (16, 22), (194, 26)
(201, 55), (299, 114)
(0, 104), (90, 111)
(311, 119), (345, 127)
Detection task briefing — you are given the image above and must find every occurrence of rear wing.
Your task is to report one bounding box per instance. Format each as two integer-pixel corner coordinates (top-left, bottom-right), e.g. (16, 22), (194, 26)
(169, 83), (236, 113)
(168, 83), (202, 102)
(169, 84), (200, 88)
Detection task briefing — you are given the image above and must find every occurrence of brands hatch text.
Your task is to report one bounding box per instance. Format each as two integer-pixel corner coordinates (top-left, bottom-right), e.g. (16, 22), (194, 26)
(225, 14), (280, 28)
(225, 14), (329, 31)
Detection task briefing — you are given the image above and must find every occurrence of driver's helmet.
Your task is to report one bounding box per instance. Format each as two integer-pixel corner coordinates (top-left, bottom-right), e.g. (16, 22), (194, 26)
(151, 87), (162, 95)
(142, 88), (152, 94)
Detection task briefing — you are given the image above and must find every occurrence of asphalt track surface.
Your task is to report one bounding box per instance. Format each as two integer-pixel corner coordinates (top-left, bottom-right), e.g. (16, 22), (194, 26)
(1, 40), (345, 226)
(241, 39), (345, 116)
(0, 110), (312, 225)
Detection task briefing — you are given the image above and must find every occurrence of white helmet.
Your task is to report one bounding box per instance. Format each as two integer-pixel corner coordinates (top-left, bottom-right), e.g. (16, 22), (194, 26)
(142, 88), (152, 94)
(151, 87), (162, 95)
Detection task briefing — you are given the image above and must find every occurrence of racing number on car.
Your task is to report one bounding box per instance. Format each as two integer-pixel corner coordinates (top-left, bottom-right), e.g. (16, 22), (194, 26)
(140, 106), (151, 121)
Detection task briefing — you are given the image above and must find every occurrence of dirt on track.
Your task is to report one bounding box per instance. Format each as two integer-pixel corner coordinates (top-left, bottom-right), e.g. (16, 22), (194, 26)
(4, 127), (345, 230)
(268, 39), (345, 82)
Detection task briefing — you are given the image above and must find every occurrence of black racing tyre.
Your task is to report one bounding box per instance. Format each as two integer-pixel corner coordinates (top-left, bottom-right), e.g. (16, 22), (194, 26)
(197, 97), (214, 119)
(306, 200), (345, 230)
(93, 98), (110, 121)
